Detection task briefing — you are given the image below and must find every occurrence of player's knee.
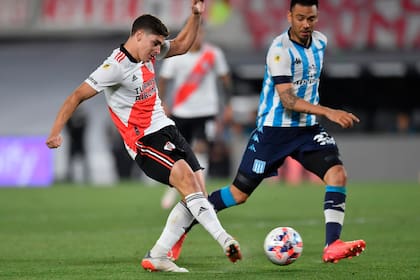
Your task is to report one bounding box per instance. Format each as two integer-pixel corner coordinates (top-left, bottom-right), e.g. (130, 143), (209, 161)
(232, 171), (261, 198)
(170, 160), (199, 194)
(324, 165), (347, 186)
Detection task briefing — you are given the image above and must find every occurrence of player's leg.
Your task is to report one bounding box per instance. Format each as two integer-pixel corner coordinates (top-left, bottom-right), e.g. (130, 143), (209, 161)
(299, 130), (366, 263)
(169, 128), (286, 261)
(321, 164), (365, 263)
(139, 126), (241, 270)
(141, 200), (193, 272)
(170, 159), (242, 262)
(159, 116), (194, 210)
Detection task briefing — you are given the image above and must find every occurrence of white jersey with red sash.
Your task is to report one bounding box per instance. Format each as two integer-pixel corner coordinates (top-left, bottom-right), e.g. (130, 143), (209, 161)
(85, 43), (174, 159)
(159, 43), (229, 118)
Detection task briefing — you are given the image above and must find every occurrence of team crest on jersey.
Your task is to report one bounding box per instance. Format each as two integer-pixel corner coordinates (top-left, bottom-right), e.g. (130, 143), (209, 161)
(102, 63), (111, 69)
(252, 159), (266, 174)
(164, 141), (176, 151)
(274, 55), (281, 63)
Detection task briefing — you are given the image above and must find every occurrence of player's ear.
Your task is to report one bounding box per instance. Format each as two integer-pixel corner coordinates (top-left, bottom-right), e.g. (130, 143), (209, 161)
(135, 30), (144, 42)
(287, 10), (292, 24)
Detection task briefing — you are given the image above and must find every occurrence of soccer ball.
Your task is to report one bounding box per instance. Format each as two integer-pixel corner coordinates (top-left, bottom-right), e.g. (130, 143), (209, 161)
(263, 226), (303, 265)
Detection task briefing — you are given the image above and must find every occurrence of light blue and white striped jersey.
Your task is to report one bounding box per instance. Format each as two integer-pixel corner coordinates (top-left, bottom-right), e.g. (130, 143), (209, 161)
(256, 29), (327, 128)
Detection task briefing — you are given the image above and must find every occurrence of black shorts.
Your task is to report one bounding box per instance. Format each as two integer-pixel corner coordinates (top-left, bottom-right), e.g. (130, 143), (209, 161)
(134, 125), (201, 185)
(233, 125), (342, 194)
(170, 115), (214, 144)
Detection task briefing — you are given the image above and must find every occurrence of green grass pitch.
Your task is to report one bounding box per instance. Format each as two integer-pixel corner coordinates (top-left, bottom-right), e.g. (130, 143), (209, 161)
(0, 180), (419, 279)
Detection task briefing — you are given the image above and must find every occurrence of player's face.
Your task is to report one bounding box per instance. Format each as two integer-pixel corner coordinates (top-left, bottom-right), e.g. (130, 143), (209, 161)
(288, 4), (318, 46)
(137, 31), (165, 62)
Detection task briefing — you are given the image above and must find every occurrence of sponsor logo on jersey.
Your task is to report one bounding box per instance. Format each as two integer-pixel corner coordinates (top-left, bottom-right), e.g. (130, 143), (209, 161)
(135, 79), (157, 101)
(132, 75), (138, 82)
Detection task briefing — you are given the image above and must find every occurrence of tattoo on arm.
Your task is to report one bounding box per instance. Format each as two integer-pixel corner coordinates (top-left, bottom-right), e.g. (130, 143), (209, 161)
(279, 88), (298, 109)
(279, 88), (313, 114)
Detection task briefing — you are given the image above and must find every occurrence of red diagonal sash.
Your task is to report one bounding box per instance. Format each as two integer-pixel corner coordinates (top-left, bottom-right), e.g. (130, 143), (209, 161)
(173, 49), (215, 108)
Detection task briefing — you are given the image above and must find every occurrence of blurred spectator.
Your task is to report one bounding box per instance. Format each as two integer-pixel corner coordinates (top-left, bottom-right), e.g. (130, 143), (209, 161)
(105, 122), (136, 181)
(158, 20), (233, 208)
(65, 107), (89, 183)
(396, 112), (412, 133)
(208, 139), (231, 178)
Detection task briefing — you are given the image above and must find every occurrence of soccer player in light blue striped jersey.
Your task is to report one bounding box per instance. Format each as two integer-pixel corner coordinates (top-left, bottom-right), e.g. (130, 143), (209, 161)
(169, 0), (366, 264)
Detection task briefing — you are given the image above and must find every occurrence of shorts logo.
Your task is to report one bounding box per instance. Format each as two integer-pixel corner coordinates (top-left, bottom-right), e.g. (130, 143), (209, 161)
(252, 159), (266, 174)
(252, 133), (259, 143)
(164, 141), (176, 151)
(313, 132), (336, 146)
(248, 144), (256, 152)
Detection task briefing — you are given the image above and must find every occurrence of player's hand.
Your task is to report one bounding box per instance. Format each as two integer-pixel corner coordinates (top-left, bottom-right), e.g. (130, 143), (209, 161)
(192, 0), (205, 15)
(46, 135), (63, 149)
(326, 109), (360, 128)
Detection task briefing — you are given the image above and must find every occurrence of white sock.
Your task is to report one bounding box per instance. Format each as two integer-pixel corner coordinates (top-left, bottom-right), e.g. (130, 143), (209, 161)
(185, 192), (231, 248)
(150, 201), (194, 258)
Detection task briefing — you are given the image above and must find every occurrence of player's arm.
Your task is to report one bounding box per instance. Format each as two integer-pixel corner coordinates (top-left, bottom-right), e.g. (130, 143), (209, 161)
(276, 83), (359, 128)
(165, 0), (205, 58)
(46, 82), (98, 149)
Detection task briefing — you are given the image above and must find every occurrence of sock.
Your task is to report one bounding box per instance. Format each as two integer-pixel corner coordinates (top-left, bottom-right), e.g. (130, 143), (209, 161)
(183, 185), (238, 234)
(185, 192), (231, 248)
(208, 185), (237, 211)
(324, 185), (346, 246)
(150, 201), (194, 258)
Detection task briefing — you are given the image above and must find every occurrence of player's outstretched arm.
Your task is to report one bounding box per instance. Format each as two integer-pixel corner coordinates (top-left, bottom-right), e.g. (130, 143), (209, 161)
(46, 83), (97, 149)
(165, 0), (205, 58)
(277, 83), (360, 129)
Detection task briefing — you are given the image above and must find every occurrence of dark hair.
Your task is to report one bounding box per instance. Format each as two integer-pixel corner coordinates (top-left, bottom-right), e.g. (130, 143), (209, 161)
(131, 14), (169, 37)
(290, 0), (318, 11)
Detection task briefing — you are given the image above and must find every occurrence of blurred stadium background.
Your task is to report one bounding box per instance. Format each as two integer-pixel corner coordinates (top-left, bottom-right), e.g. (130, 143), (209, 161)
(0, 0), (419, 186)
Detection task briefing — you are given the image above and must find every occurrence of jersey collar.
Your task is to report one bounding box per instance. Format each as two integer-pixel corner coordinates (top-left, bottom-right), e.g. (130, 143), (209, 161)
(288, 28), (312, 49)
(120, 44), (140, 63)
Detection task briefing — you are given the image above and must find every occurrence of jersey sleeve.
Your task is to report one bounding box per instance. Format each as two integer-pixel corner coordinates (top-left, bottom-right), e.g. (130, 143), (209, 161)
(85, 61), (123, 92)
(267, 45), (292, 84)
(158, 56), (176, 79)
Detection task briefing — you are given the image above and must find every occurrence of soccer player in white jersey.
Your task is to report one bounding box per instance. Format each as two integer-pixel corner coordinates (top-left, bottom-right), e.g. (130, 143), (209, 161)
(158, 21), (233, 210)
(46, 0), (241, 273)
(168, 0), (366, 264)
